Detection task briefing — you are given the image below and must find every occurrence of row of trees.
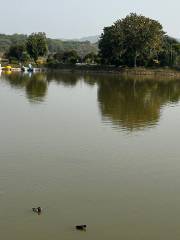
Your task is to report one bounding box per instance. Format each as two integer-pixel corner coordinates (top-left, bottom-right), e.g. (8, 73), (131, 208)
(5, 33), (98, 65)
(99, 13), (180, 67)
(4, 13), (180, 68)
(47, 51), (99, 64)
(47, 13), (180, 68)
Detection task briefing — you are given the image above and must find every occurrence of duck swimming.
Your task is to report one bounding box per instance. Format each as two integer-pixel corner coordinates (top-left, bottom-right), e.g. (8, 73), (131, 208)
(32, 207), (42, 214)
(76, 225), (87, 231)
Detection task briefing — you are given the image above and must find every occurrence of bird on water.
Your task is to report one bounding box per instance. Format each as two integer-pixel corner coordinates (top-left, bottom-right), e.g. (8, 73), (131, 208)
(32, 207), (42, 214)
(76, 225), (87, 231)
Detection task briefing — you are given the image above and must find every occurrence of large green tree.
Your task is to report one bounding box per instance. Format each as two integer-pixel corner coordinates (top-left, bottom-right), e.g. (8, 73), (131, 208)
(26, 32), (48, 62)
(99, 13), (165, 67)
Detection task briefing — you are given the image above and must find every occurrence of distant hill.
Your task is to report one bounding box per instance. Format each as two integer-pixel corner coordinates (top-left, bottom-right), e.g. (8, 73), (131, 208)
(78, 35), (100, 43)
(0, 34), (99, 57)
(64, 35), (100, 44)
(0, 34), (27, 53)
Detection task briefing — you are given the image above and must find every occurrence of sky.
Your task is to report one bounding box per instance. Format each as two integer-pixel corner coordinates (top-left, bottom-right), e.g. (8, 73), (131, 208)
(0, 0), (179, 39)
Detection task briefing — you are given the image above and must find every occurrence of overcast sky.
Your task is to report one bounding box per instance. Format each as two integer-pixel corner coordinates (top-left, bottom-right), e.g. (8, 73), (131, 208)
(0, 0), (179, 39)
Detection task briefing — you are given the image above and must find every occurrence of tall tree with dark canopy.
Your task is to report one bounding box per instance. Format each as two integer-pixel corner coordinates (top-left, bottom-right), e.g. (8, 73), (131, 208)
(99, 13), (165, 67)
(26, 32), (48, 62)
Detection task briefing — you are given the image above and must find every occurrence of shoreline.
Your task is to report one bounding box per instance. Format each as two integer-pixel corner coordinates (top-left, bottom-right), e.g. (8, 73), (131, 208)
(2, 64), (180, 80)
(46, 64), (180, 78)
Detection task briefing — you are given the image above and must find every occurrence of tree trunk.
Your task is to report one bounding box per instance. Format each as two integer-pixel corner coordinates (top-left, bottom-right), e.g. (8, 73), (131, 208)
(134, 51), (138, 68)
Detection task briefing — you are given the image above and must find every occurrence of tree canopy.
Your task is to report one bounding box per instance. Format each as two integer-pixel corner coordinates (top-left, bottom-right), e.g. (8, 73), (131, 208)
(26, 32), (48, 62)
(99, 13), (165, 67)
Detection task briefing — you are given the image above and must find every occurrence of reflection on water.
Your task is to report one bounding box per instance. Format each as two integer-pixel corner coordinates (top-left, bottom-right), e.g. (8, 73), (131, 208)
(2, 71), (180, 131)
(97, 77), (180, 131)
(2, 72), (48, 103)
(1, 71), (180, 240)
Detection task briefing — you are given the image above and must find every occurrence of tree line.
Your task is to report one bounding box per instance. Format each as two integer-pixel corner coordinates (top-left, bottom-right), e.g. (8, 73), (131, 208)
(1, 34), (98, 63)
(3, 32), (98, 65)
(3, 13), (180, 68)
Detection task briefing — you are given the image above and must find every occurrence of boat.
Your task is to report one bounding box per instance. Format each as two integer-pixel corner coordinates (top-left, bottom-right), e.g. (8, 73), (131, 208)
(2, 65), (12, 71)
(28, 64), (34, 72)
(21, 66), (28, 72)
(21, 64), (34, 73)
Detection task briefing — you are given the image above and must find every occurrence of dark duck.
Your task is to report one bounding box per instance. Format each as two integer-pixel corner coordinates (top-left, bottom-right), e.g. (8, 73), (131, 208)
(32, 207), (42, 214)
(76, 225), (87, 231)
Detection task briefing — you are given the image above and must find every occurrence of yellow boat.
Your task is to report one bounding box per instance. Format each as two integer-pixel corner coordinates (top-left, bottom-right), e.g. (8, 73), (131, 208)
(2, 65), (12, 71)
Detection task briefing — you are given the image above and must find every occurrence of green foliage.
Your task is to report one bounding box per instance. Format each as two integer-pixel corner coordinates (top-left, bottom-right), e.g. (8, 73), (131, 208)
(0, 34), (27, 53)
(83, 52), (98, 64)
(99, 25), (125, 66)
(26, 32), (48, 62)
(158, 36), (180, 66)
(49, 50), (80, 65)
(99, 13), (165, 67)
(0, 34), (98, 61)
(47, 39), (98, 57)
(53, 52), (64, 62)
(62, 50), (80, 64)
(6, 44), (28, 62)
(21, 51), (31, 63)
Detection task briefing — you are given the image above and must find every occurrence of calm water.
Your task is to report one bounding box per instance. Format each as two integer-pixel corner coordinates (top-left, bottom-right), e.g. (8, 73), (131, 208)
(1, 71), (180, 240)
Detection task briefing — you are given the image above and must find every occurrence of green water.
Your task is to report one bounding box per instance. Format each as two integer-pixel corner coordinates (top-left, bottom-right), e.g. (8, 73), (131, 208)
(1, 71), (180, 240)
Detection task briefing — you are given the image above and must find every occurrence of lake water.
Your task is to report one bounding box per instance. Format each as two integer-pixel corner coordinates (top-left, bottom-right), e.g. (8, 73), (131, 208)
(1, 71), (180, 240)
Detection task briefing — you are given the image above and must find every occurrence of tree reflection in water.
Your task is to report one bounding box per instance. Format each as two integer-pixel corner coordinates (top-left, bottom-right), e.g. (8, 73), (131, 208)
(26, 73), (47, 103)
(97, 76), (180, 131)
(2, 72), (180, 131)
(2, 72), (48, 103)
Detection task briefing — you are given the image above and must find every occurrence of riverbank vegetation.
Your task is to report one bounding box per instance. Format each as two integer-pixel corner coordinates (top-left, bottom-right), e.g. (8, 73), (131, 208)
(1, 13), (180, 71)
(0, 33), (98, 64)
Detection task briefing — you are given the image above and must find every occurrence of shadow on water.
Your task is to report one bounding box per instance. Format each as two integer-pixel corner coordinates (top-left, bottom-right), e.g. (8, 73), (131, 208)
(2, 71), (180, 131)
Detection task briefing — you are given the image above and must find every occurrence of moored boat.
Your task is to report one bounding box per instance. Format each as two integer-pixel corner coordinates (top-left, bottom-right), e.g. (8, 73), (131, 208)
(2, 65), (12, 71)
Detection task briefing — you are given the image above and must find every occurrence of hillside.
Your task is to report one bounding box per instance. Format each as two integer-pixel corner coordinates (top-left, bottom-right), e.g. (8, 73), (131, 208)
(0, 34), (27, 53)
(76, 35), (99, 43)
(0, 34), (98, 57)
(47, 38), (98, 57)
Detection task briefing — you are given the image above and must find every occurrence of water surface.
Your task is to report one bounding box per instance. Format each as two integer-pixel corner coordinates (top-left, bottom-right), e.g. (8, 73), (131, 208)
(1, 71), (180, 240)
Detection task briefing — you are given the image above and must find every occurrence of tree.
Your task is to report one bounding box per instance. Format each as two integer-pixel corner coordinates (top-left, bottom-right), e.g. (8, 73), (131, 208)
(21, 51), (31, 63)
(83, 52), (98, 64)
(62, 50), (80, 64)
(53, 51), (64, 62)
(99, 13), (165, 67)
(7, 44), (26, 62)
(99, 25), (125, 66)
(26, 32), (48, 62)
